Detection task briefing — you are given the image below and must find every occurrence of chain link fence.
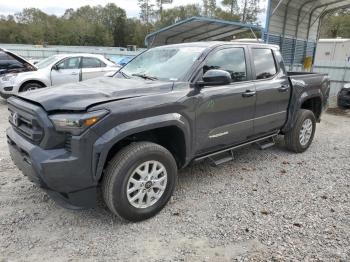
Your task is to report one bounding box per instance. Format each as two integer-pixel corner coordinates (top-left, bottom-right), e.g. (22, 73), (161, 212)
(1, 43), (141, 62)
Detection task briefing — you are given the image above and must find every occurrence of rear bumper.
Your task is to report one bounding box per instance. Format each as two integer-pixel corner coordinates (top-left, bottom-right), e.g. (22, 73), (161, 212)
(7, 127), (97, 208)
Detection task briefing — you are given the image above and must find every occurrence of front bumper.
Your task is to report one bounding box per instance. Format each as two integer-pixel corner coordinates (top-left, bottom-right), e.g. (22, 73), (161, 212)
(7, 127), (97, 208)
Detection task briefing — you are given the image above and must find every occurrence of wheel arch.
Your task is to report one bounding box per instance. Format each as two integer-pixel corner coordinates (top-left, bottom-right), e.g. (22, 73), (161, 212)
(92, 113), (192, 182)
(282, 91), (323, 133)
(300, 95), (322, 121)
(19, 79), (46, 92)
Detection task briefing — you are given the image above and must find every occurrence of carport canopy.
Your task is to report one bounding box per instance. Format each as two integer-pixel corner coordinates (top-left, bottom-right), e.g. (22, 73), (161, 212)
(265, 0), (350, 67)
(145, 16), (262, 48)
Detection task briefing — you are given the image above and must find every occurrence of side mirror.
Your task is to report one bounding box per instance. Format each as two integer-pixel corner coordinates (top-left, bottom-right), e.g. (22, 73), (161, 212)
(52, 65), (60, 71)
(196, 69), (231, 87)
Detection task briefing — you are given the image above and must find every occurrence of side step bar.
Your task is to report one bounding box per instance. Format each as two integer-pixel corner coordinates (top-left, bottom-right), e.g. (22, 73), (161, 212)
(194, 133), (279, 164)
(255, 136), (276, 150)
(208, 150), (234, 167)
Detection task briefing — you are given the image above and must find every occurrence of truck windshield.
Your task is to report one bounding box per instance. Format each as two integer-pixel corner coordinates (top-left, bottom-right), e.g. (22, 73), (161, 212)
(117, 46), (205, 81)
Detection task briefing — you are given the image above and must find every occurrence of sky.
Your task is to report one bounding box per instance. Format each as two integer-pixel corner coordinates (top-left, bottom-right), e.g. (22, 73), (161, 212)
(0, 0), (268, 26)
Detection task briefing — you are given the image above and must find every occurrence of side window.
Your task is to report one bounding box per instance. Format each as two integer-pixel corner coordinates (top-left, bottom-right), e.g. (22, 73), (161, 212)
(57, 57), (80, 70)
(204, 48), (247, 82)
(82, 57), (103, 68)
(252, 48), (277, 79)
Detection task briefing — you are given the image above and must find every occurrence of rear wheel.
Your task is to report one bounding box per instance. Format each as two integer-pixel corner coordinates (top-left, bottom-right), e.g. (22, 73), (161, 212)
(102, 142), (177, 222)
(285, 109), (316, 153)
(20, 82), (44, 92)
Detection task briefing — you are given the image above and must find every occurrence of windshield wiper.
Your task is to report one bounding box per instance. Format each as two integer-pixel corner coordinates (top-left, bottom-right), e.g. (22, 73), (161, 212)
(132, 73), (158, 81)
(119, 70), (130, 79)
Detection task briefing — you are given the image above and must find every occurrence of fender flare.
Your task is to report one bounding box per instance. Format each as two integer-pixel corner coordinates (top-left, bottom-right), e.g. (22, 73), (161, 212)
(282, 87), (323, 133)
(92, 113), (192, 181)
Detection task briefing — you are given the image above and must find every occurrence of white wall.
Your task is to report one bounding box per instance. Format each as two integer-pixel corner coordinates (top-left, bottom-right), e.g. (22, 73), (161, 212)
(315, 40), (350, 63)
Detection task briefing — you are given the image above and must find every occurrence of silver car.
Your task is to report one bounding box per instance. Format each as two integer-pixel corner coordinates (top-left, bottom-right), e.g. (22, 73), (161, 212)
(0, 53), (120, 98)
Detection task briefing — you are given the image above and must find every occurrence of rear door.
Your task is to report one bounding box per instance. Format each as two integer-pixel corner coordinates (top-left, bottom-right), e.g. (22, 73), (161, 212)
(81, 57), (105, 80)
(195, 46), (256, 155)
(51, 57), (81, 86)
(251, 48), (290, 136)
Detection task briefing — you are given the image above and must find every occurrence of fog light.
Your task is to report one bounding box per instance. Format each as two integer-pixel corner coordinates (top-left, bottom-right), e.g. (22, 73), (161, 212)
(4, 86), (13, 91)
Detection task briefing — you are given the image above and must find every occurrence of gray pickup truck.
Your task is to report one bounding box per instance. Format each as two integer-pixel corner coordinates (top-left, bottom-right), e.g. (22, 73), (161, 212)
(7, 42), (330, 221)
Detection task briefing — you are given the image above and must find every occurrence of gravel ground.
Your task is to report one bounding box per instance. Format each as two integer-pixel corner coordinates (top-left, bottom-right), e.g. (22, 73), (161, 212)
(0, 99), (349, 261)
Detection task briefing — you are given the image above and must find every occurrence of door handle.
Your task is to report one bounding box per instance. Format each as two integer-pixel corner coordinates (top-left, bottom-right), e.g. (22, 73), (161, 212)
(278, 85), (289, 92)
(242, 90), (256, 98)
(71, 72), (79, 75)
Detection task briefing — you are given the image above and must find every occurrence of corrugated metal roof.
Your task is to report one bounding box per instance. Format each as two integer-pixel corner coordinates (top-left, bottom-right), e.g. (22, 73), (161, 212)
(145, 16), (262, 48)
(266, 0), (350, 67)
(267, 0), (350, 42)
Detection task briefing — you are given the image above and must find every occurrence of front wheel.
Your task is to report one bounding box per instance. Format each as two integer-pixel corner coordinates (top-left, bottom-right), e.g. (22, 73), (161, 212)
(285, 109), (316, 153)
(20, 82), (44, 92)
(102, 142), (177, 222)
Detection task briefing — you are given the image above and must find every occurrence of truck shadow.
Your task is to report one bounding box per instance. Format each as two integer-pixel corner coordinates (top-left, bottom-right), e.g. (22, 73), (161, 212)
(73, 135), (289, 224)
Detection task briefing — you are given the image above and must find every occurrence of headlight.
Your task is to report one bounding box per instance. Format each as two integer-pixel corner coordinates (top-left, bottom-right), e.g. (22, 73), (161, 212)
(2, 73), (17, 82)
(49, 110), (108, 135)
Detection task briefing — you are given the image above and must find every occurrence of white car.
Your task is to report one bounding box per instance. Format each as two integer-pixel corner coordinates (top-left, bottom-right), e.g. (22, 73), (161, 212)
(0, 52), (120, 98)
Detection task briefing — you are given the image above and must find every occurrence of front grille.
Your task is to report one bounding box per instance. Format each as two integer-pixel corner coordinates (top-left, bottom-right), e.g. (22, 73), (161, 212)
(65, 135), (72, 152)
(8, 108), (44, 143)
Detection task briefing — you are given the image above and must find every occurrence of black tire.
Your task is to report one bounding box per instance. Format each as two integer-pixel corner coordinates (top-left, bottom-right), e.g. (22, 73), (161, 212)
(285, 109), (316, 153)
(102, 142), (177, 222)
(20, 82), (44, 92)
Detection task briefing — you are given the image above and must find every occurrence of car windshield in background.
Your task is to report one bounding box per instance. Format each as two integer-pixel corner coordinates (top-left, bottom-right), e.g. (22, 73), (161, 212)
(118, 46), (205, 81)
(35, 56), (60, 69)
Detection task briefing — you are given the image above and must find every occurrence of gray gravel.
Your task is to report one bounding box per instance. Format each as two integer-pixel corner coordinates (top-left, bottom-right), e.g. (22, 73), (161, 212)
(0, 99), (349, 261)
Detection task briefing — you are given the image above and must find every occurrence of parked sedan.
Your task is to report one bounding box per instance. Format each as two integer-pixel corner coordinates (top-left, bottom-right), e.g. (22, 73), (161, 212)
(0, 53), (120, 99)
(338, 83), (350, 108)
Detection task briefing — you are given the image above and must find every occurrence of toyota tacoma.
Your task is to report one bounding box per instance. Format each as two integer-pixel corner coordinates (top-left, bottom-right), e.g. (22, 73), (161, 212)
(7, 42), (330, 221)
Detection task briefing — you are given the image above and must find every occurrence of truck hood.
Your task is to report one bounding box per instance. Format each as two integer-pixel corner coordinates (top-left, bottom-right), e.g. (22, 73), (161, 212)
(17, 77), (175, 111)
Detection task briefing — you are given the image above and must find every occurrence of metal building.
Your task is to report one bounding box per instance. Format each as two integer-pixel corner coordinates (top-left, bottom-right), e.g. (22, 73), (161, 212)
(265, 0), (350, 69)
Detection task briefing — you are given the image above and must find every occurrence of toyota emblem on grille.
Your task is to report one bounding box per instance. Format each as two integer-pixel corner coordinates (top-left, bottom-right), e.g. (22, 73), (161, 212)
(12, 112), (19, 127)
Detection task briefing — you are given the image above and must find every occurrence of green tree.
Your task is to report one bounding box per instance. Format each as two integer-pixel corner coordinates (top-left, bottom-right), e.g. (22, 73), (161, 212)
(154, 4), (202, 29)
(101, 3), (128, 46)
(156, 0), (173, 21)
(138, 0), (154, 25)
(320, 11), (350, 38)
(240, 0), (260, 23)
(221, 0), (239, 16)
(202, 0), (217, 17)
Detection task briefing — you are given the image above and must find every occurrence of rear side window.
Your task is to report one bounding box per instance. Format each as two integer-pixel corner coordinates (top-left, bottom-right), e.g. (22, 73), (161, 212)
(57, 57), (81, 70)
(204, 48), (247, 82)
(82, 57), (105, 68)
(252, 48), (277, 79)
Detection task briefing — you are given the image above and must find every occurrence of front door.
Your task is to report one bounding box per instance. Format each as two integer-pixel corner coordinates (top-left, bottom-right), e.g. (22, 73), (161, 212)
(251, 48), (291, 136)
(81, 57), (105, 81)
(195, 47), (256, 155)
(51, 57), (81, 86)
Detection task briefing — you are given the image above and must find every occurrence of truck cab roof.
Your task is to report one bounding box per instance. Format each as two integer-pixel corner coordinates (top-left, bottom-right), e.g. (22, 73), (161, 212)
(158, 41), (280, 51)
